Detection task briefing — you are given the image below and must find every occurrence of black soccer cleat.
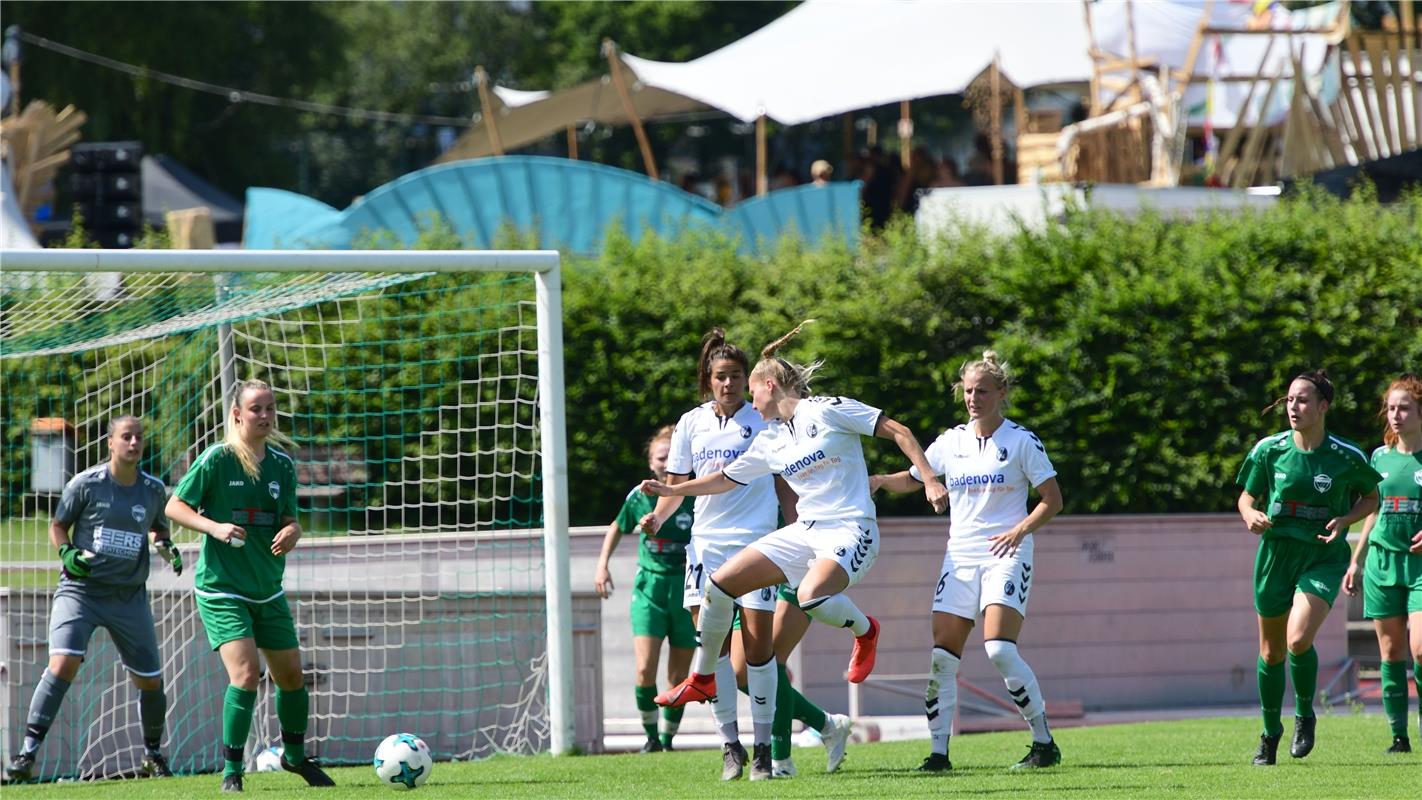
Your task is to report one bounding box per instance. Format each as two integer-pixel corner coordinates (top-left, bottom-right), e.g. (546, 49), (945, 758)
(916, 752), (953, 772)
(221, 773), (244, 792)
(140, 751), (173, 777)
(638, 737), (663, 753)
(1385, 735), (1411, 754)
(6, 752), (35, 783)
(1289, 715), (1316, 758)
(1011, 739), (1061, 769)
(281, 756), (336, 787)
(1252, 733), (1280, 766)
(748, 743), (773, 781)
(659, 737), (675, 752)
(720, 741), (748, 781)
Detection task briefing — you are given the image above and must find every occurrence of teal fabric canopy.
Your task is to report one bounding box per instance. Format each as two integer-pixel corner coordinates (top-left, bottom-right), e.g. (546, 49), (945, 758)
(244, 156), (859, 256)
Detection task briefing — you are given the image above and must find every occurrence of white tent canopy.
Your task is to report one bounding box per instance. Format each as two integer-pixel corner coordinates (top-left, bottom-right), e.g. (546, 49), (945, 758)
(623, 0), (1094, 126)
(439, 0), (1347, 163)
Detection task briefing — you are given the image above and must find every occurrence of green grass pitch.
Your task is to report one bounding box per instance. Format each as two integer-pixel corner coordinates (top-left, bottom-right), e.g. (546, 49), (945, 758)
(4, 715), (1415, 798)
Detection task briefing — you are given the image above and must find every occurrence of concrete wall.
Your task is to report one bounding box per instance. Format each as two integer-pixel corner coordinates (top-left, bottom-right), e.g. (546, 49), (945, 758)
(577, 514), (1348, 724)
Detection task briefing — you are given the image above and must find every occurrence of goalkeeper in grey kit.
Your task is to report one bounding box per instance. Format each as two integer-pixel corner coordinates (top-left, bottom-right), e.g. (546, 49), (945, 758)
(6, 416), (183, 783)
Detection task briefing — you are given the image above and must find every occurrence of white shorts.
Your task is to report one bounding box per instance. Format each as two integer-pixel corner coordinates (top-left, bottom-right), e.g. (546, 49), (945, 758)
(749, 518), (879, 592)
(931, 547), (1034, 620)
(684, 536), (777, 613)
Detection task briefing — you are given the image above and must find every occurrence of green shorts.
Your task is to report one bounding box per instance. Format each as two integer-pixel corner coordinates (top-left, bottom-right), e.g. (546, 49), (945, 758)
(1253, 537), (1350, 618)
(630, 569), (696, 648)
(1363, 546), (1422, 619)
(196, 593), (300, 651)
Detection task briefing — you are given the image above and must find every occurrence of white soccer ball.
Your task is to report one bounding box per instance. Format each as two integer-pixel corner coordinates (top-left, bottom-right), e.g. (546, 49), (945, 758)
(254, 744), (284, 773)
(373, 733), (433, 790)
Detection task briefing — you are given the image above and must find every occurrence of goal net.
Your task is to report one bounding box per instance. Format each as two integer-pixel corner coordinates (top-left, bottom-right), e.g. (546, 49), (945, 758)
(0, 249), (574, 780)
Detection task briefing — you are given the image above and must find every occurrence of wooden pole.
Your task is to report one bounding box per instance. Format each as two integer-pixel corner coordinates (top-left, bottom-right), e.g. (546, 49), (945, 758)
(1362, 34), (1399, 154)
(1345, 34), (1385, 157)
(1389, 20), (1413, 150)
(1125, 0), (1142, 104)
(899, 99), (912, 170)
(566, 125), (578, 160)
(1404, 0), (1420, 146)
(1334, 43), (1376, 161)
(1216, 38), (1276, 184)
(474, 66), (505, 156)
(603, 38), (659, 181)
(1232, 76), (1282, 188)
(1176, 0), (1215, 85)
(756, 114), (768, 196)
(1081, 0), (1101, 115)
(990, 55), (1003, 185)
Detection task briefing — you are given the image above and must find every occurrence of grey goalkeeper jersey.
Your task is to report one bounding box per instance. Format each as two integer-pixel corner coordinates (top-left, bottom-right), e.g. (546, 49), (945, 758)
(55, 464), (169, 589)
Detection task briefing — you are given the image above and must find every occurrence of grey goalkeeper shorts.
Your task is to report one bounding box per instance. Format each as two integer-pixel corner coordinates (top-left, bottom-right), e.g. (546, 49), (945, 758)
(49, 582), (163, 677)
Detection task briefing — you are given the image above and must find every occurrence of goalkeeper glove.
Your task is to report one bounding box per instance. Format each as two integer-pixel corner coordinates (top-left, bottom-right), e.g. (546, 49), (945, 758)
(58, 543), (92, 578)
(154, 539), (183, 576)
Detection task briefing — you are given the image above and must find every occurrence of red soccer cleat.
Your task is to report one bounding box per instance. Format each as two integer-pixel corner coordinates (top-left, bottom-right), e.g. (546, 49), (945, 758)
(845, 616), (880, 683)
(655, 672), (717, 707)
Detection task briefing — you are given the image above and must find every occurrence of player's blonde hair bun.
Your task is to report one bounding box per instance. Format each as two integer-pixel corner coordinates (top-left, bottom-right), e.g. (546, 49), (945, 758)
(953, 350), (1012, 400)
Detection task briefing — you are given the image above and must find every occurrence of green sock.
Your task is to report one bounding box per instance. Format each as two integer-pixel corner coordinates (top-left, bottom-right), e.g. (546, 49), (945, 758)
(1380, 661), (1409, 737)
(1415, 661), (1421, 735)
(772, 665), (795, 760)
(659, 704), (683, 748)
(275, 686), (309, 763)
(1288, 647), (1318, 718)
(223, 685), (257, 777)
(1258, 657), (1285, 737)
(634, 685), (658, 741)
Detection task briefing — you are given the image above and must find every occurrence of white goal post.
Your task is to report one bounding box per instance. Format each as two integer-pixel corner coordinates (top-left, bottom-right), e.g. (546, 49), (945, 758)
(0, 248), (576, 764)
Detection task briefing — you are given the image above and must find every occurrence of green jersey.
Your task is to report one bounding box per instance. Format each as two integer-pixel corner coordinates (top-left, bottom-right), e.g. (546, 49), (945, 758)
(613, 486), (693, 574)
(1237, 430), (1381, 548)
(1369, 446), (1422, 553)
(174, 443), (298, 603)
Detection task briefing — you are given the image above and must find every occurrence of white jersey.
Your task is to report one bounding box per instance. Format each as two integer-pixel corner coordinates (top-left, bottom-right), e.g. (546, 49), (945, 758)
(911, 418), (1056, 563)
(724, 395), (882, 522)
(666, 401), (778, 539)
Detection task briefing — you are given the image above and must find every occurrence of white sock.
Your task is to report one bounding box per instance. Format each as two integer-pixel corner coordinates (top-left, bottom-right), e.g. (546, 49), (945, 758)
(693, 581), (737, 676)
(747, 658), (777, 746)
(984, 639), (1049, 740)
(802, 594), (869, 636)
(927, 646), (959, 756)
(713, 654), (739, 743)
(1028, 712), (1052, 744)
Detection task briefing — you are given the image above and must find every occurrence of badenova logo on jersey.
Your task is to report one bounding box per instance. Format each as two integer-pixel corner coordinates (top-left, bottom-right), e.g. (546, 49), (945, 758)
(781, 450), (827, 478)
(949, 474), (1006, 488)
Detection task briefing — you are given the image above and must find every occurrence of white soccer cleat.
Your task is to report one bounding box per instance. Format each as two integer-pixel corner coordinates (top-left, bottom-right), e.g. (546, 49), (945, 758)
(822, 713), (853, 773)
(771, 757), (797, 778)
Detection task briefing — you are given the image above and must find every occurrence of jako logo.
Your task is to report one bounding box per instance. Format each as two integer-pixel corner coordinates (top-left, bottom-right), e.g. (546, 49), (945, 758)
(949, 474), (1006, 488)
(782, 450), (827, 477)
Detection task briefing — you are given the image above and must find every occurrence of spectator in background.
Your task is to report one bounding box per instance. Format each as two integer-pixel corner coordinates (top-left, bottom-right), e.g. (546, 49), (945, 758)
(895, 147), (939, 216)
(859, 146), (899, 229)
(810, 160), (833, 187)
(932, 157), (964, 188)
(770, 164), (800, 192)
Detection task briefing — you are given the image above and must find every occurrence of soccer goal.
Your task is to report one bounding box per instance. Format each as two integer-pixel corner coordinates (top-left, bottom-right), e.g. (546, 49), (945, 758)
(0, 248), (575, 780)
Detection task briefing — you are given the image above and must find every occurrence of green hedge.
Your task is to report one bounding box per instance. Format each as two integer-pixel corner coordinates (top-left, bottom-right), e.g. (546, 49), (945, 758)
(561, 187), (1422, 522)
(5, 188), (1419, 526)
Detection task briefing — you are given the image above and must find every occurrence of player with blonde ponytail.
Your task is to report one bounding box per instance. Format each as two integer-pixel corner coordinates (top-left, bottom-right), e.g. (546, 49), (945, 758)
(166, 379), (333, 792)
(642, 320), (946, 780)
(873, 350), (1065, 772)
